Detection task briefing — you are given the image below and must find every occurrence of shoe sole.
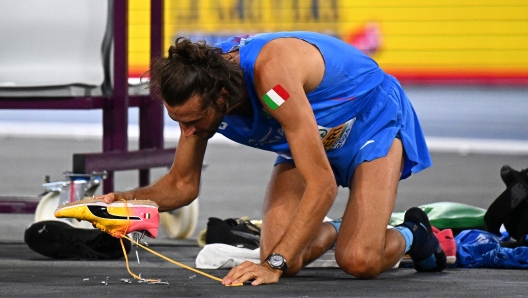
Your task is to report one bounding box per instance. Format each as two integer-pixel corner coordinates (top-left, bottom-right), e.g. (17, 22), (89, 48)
(400, 255), (456, 266)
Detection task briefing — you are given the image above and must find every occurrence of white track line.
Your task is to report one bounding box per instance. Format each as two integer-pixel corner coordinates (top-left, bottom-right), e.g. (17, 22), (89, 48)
(426, 137), (528, 155)
(0, 121), (237, 145)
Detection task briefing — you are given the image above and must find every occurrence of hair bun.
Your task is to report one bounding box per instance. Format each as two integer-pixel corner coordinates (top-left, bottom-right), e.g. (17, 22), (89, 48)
(168, 37), (222, 67)
(150, 36), (244, 109)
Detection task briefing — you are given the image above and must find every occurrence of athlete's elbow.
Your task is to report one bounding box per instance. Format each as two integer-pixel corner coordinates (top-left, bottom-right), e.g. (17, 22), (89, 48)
(160, 193), (198, 212)
(180, 187), (199, 206)
(316, 175), (338, 202)
(174, 180), (200, 201)
(161, 185), (199, 211)
(325, 183), (338, 203)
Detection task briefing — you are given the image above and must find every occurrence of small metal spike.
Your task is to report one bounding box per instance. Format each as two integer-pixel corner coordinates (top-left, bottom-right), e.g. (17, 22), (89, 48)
(148, 280), (169, 285)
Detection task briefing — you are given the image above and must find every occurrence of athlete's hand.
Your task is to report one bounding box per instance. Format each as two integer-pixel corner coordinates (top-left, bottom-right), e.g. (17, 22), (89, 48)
(222, 261), (282, 286)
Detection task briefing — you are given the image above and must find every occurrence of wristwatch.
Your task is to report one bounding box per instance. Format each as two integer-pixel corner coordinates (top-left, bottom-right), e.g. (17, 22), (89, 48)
(266, 253), (288, 272)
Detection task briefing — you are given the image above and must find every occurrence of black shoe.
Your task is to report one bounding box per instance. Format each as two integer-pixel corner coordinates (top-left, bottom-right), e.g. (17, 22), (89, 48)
(399, 207), (447, 272)
(205, 217), (261, 249)
(24, 220), (131, 260)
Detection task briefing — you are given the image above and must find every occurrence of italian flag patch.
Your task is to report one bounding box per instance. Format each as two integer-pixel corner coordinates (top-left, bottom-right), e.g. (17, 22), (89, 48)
(263, 84), (290, 110)
(144, 213), (151, 219)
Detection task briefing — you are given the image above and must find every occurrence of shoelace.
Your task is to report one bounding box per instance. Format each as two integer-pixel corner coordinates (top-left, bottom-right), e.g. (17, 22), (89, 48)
(117, 199), (242, 286)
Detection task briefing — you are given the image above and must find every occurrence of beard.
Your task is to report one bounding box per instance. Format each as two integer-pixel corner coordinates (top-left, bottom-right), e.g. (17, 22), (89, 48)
(197, 103), (227, 140)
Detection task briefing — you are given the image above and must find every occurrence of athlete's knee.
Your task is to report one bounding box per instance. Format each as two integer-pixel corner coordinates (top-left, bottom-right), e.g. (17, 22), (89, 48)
(335, 244), (383, 279)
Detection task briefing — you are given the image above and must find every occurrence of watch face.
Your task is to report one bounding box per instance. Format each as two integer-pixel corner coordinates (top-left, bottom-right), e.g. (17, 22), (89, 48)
(270, 254), (284, 267)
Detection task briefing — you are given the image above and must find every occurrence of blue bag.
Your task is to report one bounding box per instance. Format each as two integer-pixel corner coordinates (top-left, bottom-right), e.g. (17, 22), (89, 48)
(455, 229), (501, 268)
(482, 246), (528, 269)
(455, 229), (528, 269)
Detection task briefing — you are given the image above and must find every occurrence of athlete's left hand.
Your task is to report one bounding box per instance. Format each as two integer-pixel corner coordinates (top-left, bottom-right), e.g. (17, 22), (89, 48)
(222, 261), (282, 286)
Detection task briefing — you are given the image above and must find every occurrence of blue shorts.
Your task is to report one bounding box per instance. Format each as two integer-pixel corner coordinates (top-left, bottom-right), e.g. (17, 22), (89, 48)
(275, 75), (432, 188)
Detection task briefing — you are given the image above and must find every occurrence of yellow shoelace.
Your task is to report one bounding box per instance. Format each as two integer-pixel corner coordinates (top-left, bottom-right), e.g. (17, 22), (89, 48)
(118, 199), (242, 286)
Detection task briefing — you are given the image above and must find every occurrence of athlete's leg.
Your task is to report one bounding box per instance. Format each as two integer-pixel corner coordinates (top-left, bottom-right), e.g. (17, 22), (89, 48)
(334, 138), (406, 278)
(260, 162), (337, 275)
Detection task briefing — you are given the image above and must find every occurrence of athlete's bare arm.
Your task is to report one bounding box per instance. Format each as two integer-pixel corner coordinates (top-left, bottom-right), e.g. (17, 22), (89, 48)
(100, 127), (207, 212)
(223, 38), (338, 285)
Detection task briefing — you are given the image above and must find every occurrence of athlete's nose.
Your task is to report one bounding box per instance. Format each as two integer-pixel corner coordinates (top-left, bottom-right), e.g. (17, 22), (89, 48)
(180, 123), (196, 138)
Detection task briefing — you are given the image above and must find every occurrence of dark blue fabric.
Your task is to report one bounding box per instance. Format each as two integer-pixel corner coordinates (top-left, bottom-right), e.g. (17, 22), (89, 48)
(455, 229), (528, 269)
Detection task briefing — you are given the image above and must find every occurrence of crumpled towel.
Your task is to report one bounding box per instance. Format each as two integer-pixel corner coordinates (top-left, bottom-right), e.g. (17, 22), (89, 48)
(196, 243), (400, 269)
(196, 244), (260, 269)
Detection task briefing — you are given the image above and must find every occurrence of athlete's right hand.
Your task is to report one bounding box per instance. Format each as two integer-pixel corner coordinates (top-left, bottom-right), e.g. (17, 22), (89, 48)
(95, 192), (123, 204)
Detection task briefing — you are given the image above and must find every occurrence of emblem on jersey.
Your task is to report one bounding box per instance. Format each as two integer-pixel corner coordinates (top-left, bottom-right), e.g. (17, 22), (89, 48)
(263, 84), (290, 110)
(318, 118), (355, 151)
(228, 34), (257, 52)
(218, 122), (228, 130)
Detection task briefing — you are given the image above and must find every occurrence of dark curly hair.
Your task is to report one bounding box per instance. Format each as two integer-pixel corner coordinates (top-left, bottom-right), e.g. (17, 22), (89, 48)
(150, 37), (245, 109)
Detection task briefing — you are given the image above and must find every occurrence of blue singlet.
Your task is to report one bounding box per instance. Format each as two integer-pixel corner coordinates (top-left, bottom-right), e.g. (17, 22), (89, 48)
(214, 31), (432, 187)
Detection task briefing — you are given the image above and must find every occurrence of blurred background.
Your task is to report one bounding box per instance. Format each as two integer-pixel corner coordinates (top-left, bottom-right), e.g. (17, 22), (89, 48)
(1, 0), (527, 241)
(130, 0), (528, 83)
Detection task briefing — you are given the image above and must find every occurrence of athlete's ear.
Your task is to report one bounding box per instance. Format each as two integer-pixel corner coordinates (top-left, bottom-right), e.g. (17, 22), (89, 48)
(214, 88), (229, 107)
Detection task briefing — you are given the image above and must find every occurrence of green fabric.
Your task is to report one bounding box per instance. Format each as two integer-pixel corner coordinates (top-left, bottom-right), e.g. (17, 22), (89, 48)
(390, 202), (486, 230)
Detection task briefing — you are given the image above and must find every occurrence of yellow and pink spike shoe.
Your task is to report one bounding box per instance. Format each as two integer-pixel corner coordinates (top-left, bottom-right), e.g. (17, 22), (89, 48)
(54, 198), (160, 238)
